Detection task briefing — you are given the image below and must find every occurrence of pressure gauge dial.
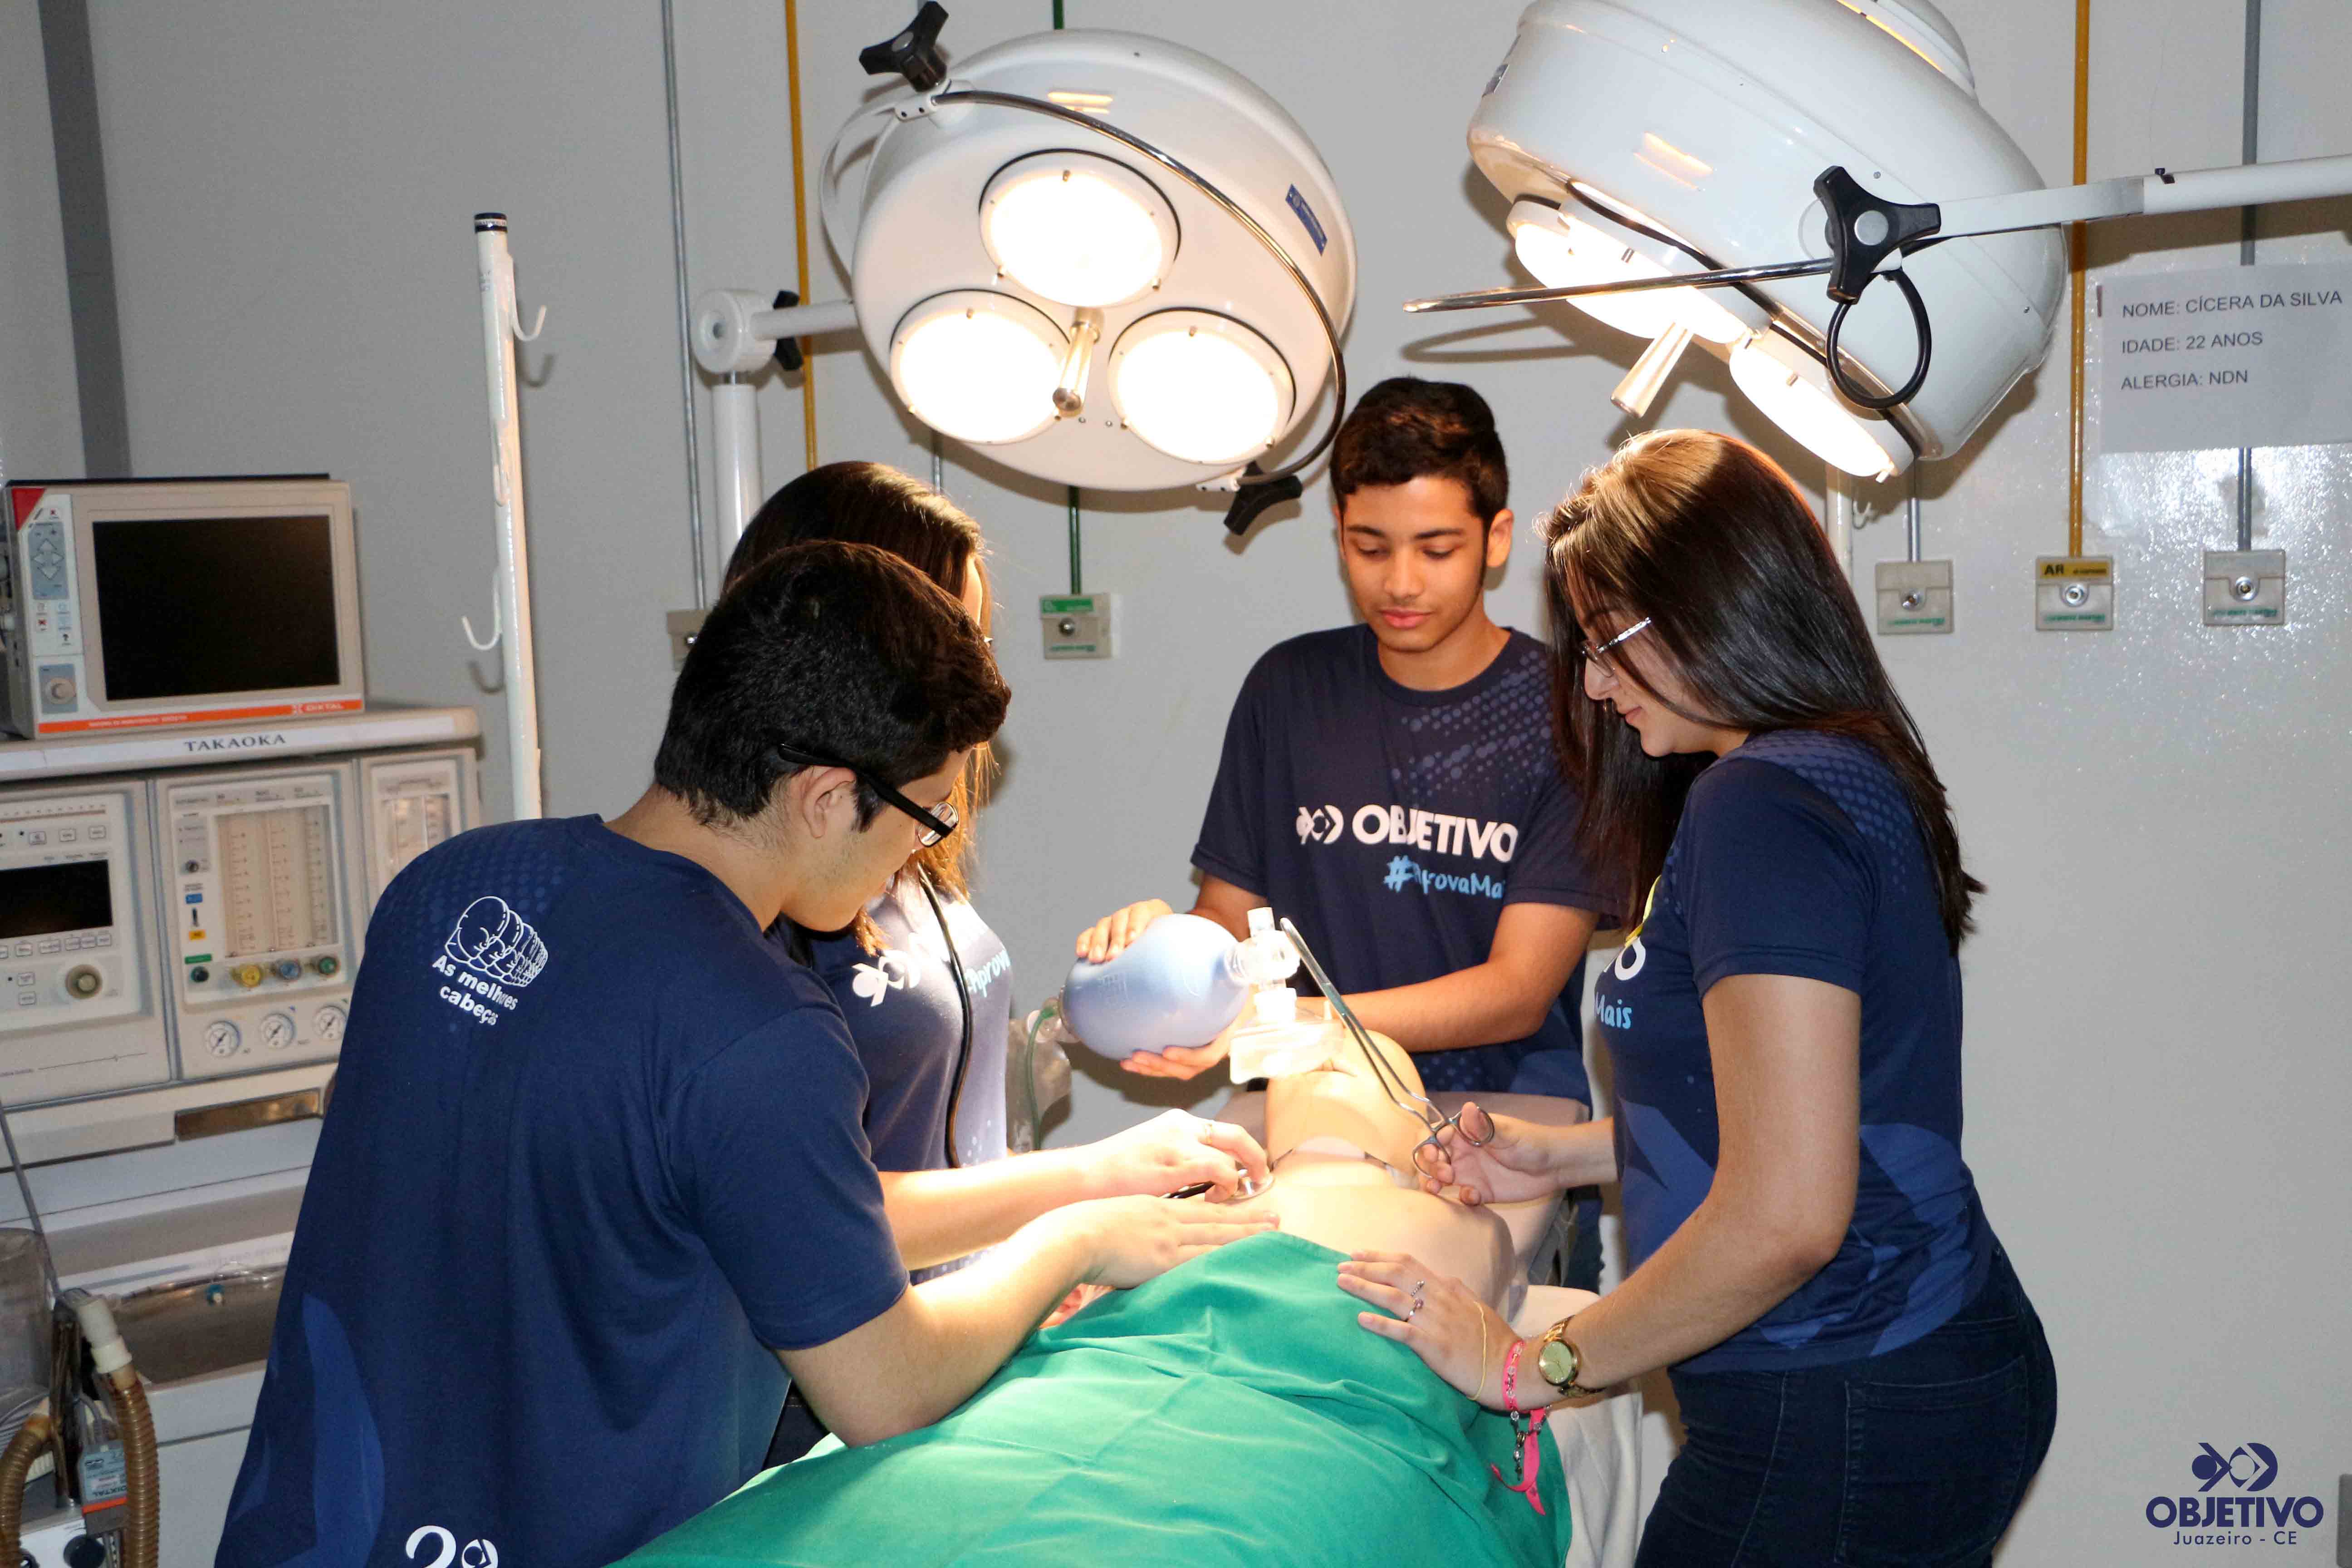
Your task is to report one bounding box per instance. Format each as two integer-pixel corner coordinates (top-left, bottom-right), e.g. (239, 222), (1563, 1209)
(205, 1020), (243, 1058)
(312, 1004), (346, 1045)
(261, 1012), (296, 1051)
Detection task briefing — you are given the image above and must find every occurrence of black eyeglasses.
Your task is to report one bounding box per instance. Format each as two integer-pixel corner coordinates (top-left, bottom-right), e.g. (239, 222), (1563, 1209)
(772, 741), (959, 846)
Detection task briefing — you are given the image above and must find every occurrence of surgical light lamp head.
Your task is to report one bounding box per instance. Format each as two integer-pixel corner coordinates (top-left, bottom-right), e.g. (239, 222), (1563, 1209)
(981, 153), (1176, 309)
(1455, 0), (2068, 477)
(825, 26), (1356, 492)
(890, 291), (1066, 445)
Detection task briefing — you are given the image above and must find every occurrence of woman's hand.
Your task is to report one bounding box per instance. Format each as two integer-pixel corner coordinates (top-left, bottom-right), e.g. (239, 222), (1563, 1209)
(1060, 1194), (1277, 1289)
(1337, 1250), (1518, 1411)
(1074, 899), (1173, 963)
(1078, 1108), (1271, 1198)
(1415, 1107), (1563, 1206)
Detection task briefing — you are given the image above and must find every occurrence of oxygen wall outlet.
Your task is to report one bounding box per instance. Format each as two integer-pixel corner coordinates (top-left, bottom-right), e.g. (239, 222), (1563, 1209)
(2201, 550), (2285, 626)
(2034, 556), (2114, 632)
(1041, 593), (1117, 659)
(1876, 560), (1953, 635)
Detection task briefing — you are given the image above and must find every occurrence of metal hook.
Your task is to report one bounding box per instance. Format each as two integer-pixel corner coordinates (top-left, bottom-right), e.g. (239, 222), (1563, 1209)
(511, 304), (547, 343)
(462, 594), (503, 652)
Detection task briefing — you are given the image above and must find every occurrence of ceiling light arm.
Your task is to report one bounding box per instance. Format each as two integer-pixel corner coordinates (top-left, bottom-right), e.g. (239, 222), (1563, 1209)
(1403, 257), (1836, 314)
(928, 85), (1348, 492)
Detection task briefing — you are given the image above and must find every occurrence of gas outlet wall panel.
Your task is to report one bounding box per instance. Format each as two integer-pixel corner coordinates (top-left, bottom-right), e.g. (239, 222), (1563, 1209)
(0, 781), (173, 1104)
(1876, 560), (1954, 635)
(2035, 556), (2116, 632)
(2201, 549), (2286, 627)
(154, 761), (366, 1081)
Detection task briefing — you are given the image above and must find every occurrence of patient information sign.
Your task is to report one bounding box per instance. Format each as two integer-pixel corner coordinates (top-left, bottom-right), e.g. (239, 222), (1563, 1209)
(2097, 261), (2352, 453)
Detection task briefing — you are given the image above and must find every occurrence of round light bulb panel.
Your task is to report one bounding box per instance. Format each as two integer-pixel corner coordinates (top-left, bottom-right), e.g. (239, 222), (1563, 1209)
(1729, 333), (1908, 481)
(887, 290), (1068, 446)
(837, 28), (1357, 487)
(981, 151), (1180, 309)
(1108, 309), (1295, 466)
(1507, 200), (1750, 346)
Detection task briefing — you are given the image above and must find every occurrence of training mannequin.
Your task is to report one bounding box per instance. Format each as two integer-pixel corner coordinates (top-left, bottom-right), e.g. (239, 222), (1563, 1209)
(623, 1031), (1597, 1568)
(1219, 1026), (1519, 1313)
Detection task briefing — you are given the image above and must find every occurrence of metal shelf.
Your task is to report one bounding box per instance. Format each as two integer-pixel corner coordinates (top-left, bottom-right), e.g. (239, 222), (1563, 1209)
(0, 703), (480, 783)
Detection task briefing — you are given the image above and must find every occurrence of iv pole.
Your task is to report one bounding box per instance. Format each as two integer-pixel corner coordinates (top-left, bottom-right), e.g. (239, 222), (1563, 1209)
(468, 213), (547, 821)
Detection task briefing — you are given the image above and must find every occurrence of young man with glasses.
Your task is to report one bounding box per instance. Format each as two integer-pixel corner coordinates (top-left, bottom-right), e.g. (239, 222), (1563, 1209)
(1079, 378), (1616, 1283)
(220, 542), (1273, 1568)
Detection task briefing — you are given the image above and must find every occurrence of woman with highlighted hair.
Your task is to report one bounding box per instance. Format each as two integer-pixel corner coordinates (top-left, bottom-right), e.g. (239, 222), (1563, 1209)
(1348, 431), (2058, 1565)
(723, 464), (1271, 1463)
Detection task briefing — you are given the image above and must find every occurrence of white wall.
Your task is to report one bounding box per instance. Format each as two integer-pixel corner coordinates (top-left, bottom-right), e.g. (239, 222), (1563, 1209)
(0, 0), (84, 480)
(47, 0), (2352, 1560)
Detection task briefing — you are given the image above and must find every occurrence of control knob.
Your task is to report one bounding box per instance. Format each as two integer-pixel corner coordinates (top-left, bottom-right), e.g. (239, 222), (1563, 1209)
(62, 965), (102, 1000)
(271, 958), (304, 982)
(312, 955), (340, 977)
(231, 964), (265, 989)
(43, 676), (75, 704)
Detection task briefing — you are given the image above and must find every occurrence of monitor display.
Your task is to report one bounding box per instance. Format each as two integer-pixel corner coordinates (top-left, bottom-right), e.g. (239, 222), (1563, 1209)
(91, 514), (342, 701)
(0, 859), (113, 940)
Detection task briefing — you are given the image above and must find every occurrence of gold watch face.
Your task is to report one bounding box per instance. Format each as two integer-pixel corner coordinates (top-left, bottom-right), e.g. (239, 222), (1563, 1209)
(1536, 1336), (1578, 1390)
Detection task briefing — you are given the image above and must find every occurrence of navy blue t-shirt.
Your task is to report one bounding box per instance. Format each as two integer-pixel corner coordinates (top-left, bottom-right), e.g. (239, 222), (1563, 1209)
(1592, 731), (1994, 1372)
(1193, 626), (1613, 1097)
(798, 883), (1012, 1282)
(217, 817), (907, 1568)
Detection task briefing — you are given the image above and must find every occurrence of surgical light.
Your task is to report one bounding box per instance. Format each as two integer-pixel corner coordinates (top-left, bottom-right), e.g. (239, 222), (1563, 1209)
(888, 291), (1065, 446)
(1729, 333), (1902, 481)
(981, 153), (1176, 309)
(1110, 311), (1295, 466)
(696, 7), (1354, 520)
(1411, 0), (2352, 483)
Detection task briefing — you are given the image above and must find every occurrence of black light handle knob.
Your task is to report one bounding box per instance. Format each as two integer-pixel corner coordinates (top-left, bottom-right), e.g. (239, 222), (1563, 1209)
(858, 4), (950, 94)
(1222, 466), (1303, 537)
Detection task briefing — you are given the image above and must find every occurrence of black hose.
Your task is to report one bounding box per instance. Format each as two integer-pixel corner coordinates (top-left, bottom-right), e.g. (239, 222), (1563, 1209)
(1825, 267), (1934, 411)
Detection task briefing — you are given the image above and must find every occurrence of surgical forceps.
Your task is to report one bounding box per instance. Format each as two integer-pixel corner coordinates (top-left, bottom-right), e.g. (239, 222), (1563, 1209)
(1278, 918), (1496, 1178)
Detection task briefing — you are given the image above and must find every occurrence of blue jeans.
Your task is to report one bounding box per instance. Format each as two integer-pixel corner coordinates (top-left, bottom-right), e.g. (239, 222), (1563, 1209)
(1637, 1245), (2057, 1568)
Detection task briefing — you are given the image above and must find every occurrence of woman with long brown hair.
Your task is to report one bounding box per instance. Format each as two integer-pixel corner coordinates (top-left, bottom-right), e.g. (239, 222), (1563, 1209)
(724, 463), (1003, 1184)
(1338, 431), (2057, 1564)
(725, 464), (1270, 1462)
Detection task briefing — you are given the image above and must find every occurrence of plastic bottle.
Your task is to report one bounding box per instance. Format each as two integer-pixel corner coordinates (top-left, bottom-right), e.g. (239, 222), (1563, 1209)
(1060, 908), (1298, 1058)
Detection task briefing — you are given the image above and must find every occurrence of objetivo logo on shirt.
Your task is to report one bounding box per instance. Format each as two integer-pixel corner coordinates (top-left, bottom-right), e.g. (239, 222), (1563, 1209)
(2144, 1441), (2327, 1547)
(1298, 801), (1519, 862)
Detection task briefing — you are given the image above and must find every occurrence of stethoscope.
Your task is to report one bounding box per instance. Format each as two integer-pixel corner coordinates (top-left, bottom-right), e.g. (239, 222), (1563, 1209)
(912, 874), (974, 1171)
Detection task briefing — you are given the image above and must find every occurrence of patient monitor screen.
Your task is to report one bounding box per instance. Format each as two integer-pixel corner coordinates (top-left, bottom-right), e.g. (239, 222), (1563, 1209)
(0, 860), (113, 940)
(92, 514), (341, 700)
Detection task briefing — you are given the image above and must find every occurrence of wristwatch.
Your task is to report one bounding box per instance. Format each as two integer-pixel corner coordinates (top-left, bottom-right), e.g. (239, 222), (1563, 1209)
(1533, 1318), (1602, 1398)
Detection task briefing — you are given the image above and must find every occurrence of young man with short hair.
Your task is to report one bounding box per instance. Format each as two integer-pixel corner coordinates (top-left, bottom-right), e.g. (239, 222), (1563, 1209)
(1082, 378), (1613, 1110)
(220, 542), (1271, 1568)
